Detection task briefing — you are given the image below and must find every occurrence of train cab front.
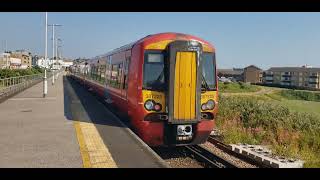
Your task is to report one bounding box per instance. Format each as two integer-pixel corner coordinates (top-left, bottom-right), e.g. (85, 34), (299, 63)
(138, 39), (218, 147)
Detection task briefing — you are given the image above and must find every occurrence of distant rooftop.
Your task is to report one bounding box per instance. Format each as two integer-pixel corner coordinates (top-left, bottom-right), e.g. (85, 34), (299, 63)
(244, 65), (262, 71)
(268, 66), (320, 72)
(218, 68), (244, 75)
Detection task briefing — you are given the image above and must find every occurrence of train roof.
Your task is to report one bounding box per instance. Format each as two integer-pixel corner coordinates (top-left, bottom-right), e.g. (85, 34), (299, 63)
(137, 32), (213, 46)
(96, 41), (137, 59)
(91, 32), (214, 60)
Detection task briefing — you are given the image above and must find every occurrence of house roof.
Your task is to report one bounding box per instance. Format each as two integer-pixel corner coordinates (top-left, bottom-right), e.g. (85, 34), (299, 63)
(244, 65), (262, 71)
(267, 67), (320, 72)
(217, 68), (243, 75)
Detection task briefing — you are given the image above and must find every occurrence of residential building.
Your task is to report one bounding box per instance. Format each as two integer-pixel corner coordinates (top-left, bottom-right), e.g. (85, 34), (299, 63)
(32, 55), (42, 67)
(61, 59), (74, 68)
(218, 65), (263, 83)
(263, 66), (320, 89)
(9, 57), (22, 69)
(10, 50), (32, 69)
(217, 68), (244, 81)
(0, 53), (11, 69)
(243, 65), (263, 83)
(36, 58), (47, 68)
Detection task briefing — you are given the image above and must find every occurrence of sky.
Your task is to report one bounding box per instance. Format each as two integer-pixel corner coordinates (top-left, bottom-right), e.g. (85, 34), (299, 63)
(1, 12), (320, 70)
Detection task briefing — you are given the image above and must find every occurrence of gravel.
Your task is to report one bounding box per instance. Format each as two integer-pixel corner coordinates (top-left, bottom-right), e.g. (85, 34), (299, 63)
(153, 141), (259, 168)
(152, 147), (204, 168)
(201, 142), (258, 168)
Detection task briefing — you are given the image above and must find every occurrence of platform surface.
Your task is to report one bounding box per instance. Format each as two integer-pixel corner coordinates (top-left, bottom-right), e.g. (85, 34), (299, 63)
(0, 73), (166, 168)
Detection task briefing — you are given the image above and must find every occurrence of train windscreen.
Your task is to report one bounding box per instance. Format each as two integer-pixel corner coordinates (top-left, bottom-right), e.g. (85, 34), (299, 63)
(143, 52), (165, 91)
(202, 53), (217, 90)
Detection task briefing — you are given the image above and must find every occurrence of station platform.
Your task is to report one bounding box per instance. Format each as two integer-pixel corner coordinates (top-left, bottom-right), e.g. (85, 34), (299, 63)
(0, 73), (167, 168)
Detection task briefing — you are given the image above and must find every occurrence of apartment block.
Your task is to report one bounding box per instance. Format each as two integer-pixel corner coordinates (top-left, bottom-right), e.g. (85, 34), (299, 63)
(0, 53), (10, 69)
(264, 66), (320, 89)
(217, 68), (244, 81)
(10, 50), (32, 69)
(218, 65), (263, 83)
(243, 65), (263, 83)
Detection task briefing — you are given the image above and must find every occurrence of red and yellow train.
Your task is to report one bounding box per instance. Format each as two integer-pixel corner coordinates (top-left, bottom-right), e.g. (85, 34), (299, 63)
(70, 32), (218, 147)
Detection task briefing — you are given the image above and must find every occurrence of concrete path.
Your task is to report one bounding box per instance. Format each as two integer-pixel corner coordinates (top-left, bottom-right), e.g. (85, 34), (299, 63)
(0, 74), (82, 167)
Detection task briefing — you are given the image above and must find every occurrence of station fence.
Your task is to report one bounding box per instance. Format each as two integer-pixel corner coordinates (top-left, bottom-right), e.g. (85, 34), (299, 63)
(0, 72), (55, 100)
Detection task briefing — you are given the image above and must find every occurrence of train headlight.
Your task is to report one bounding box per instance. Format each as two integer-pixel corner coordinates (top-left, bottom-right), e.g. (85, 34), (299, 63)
(201, 103), (207, 111)
(154, 103), (162, 112)
(206, 100), (215, 110)
(144, 100), (155, 111)
(201, 100), (215, 111)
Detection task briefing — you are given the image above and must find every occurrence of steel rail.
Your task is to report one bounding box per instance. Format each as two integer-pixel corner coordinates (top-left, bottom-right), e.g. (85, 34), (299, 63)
(184, 145), (239, 168)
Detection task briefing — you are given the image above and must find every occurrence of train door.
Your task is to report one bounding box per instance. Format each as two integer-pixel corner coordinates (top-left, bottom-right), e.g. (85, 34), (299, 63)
(174, 51), (197, 120)
(167, 40), (203, 124)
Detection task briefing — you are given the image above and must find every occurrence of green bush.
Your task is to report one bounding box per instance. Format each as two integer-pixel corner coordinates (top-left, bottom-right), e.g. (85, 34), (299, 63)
(217, 95), (320, 167)
(280, 90), (320, 102)
(0, 67), (44, 79)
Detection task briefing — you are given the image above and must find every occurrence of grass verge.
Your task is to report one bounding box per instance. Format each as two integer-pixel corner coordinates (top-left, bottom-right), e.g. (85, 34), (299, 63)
(216, 95), (320, 167)
(219, 82), (261, 93)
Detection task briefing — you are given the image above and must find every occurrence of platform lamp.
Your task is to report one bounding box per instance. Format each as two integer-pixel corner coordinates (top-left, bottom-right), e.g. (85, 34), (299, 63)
(48, 23), (62, 85)
(43, 12), (48, 98)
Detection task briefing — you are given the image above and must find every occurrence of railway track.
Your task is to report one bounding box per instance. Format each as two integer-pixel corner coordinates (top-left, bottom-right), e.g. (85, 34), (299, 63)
(184, 145), (239, 168)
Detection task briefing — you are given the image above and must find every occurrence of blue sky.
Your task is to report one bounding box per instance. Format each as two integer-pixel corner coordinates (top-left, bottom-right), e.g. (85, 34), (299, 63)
(0, 12), (320, 69)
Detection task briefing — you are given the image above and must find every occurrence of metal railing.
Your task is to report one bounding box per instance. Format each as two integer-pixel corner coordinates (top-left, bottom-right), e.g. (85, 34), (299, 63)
(0, 73), (53, 100)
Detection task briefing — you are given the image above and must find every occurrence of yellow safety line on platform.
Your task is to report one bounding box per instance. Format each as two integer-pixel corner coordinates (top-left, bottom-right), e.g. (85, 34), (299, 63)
(74, 121), (92, 168)
(74, 120), (117, 168)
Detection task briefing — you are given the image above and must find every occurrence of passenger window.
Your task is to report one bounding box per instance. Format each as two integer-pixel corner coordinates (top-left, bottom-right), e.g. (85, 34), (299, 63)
(99, 65), (106, 84)
(123, 57), (130, 89)
(110, 64), (118, 88)
(106, 63), (111, 85)
(91, 66), (95, 80)
(118, 63), (123, 89)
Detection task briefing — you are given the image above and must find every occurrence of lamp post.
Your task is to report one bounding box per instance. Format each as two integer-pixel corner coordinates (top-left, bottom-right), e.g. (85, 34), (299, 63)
(55, 38), (62, 79)
(43, 12), (48, 98)
(57, 38), (62, 70)
(48, 24), (62, 85)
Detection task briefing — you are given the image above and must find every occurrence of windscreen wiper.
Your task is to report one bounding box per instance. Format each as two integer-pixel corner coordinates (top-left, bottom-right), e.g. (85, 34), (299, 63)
(201, 75), (210, 91)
